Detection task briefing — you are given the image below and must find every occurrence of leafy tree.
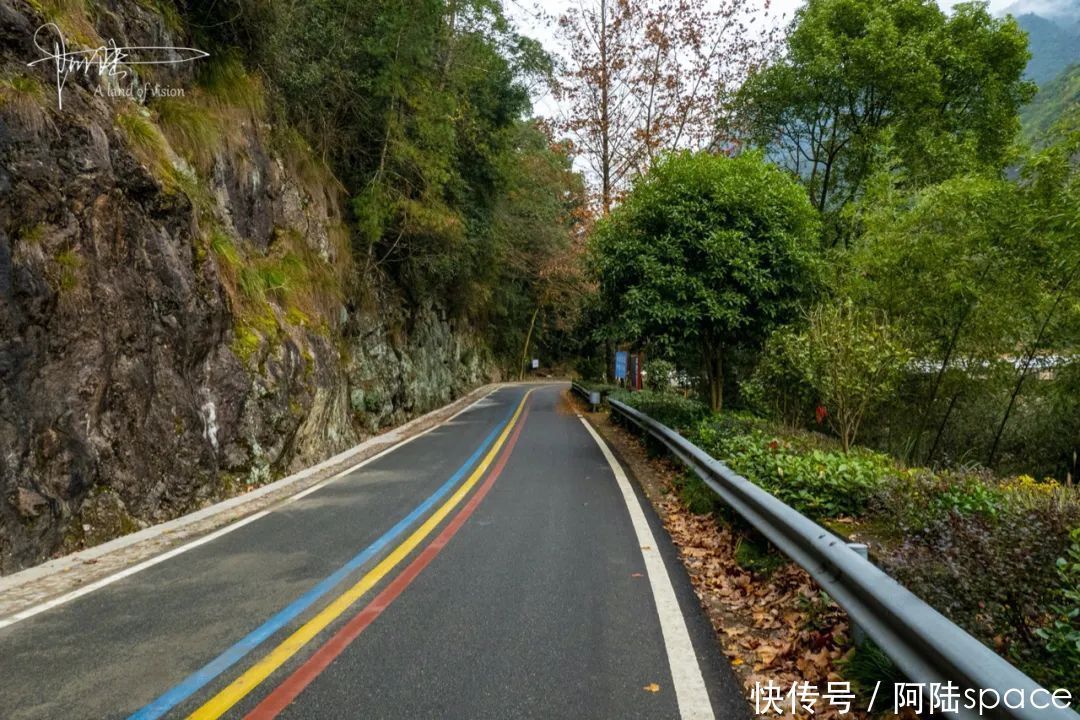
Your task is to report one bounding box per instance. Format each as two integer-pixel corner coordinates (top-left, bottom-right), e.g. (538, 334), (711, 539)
(589, 151), (820, 410)
(842, 116), (1079, 470)
(486, 123), (589, 374)
(747, 300), (909, 451)
(734, 0), (1034, 243)
(799, 302), (910, 452)
(847, 174), (1036, 462)
(987, 112), (1080, 468)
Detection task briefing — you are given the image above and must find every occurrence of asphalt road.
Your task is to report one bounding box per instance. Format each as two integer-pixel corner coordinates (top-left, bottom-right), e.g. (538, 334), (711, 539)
(0, 384), (749, 720)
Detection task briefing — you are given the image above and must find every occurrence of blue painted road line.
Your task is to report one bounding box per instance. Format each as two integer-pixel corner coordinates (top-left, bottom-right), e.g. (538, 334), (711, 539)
(128, 396), (515, 720)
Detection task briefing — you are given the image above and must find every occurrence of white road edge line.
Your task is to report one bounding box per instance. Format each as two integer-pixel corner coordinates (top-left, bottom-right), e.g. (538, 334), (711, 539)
(0, 511), (270, 630)
(579, 417), (715, 720)
(0, 387), (502, 630)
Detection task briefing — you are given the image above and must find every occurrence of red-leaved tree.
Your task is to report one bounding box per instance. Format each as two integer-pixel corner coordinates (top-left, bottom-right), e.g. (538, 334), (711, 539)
(551, 0), (777, 212)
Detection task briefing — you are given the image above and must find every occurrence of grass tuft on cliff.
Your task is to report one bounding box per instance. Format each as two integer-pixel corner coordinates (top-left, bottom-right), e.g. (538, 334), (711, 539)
(209, 227), (343, 367)
(132, 0), (182, 34)
(153, 58), (274, 183)
(116, 107), (177, 178)
(26, 0), (101, 46)
(154, 99), (223, 174)
(274, 126), (343, 198)
(199, 56), (266, 118)
(0, 74), (48, 134)
(51, 248), (81, 292)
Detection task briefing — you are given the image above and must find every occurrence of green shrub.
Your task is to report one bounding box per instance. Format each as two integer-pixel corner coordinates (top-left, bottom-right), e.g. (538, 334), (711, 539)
(693, 416), (892, 520)
(733, 534), (786, 577)
(613, 390), (708, 431)
(768, 301), (910, 452)
(880, 491), (1080, 687)
(742, 325), (817, 428)
(933, 477), (1004, 519)
(669, 471), (719, 516)
(838, 641), (905, 704)
(871, 468), (1007, 534)
(1033, 527), (1080, 695)
(643, 358), (676, 393)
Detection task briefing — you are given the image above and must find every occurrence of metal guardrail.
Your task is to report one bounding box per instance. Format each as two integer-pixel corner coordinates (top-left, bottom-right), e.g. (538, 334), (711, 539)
(607, 397), (1078, 720)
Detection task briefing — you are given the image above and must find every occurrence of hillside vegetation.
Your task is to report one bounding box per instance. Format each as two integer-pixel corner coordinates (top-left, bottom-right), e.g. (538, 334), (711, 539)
(0, 0), (584, 570)
(1022, 63), (1080, 143)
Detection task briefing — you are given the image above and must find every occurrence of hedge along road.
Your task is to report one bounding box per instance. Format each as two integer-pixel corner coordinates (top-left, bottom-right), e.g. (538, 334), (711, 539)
(0, 384), (748, 719)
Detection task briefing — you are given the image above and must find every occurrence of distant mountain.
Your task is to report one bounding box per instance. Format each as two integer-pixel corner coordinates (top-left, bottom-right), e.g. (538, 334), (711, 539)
(1020, 63), (1080, 143)
(1002, 0), (1080, 22)
(1013, 13), (1080, 84)
(1001, 0), (1080, 84)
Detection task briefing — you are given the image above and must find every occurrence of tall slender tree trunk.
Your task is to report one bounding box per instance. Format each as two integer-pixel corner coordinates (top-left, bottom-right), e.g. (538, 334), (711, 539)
(907, 305), (970, 463)
(927, 390), (961, 463)
(909, 263), (995, 461)
(599, 0), (612, 214)
(704, 341), (723, 412)
(817, 119), (839, 214)
(518, 304), (542, 382)
(987, 268), (1076, 466)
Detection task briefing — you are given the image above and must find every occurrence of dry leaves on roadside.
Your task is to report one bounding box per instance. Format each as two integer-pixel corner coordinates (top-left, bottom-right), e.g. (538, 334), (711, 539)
(589, 409), (869, 720)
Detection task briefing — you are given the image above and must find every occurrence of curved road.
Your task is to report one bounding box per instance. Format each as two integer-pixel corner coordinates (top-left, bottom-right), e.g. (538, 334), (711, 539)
(0, 384), (748, 719)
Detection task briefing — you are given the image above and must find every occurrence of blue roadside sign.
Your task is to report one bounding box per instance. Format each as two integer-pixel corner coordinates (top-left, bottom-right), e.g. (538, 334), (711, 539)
(614, 351), (628, 380)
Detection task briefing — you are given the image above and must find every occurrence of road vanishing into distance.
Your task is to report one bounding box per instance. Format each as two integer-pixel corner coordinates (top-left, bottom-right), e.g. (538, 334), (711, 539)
(0, 384), (748, 720)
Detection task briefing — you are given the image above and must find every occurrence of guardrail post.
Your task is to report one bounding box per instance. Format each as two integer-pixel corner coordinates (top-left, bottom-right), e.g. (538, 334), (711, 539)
(847, 543), (869, 646)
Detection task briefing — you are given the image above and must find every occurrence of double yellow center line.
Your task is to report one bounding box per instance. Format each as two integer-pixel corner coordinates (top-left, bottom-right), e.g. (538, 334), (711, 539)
(187, 390), (532, 719)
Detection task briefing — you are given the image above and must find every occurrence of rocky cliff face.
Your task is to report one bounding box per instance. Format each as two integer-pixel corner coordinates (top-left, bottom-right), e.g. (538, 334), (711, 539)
(0, 0), (493, 572)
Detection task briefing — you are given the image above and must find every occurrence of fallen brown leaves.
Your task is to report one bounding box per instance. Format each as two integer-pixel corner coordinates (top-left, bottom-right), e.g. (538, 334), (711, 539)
(660, 500), (851, 697)
(577, 396), (871, 720)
